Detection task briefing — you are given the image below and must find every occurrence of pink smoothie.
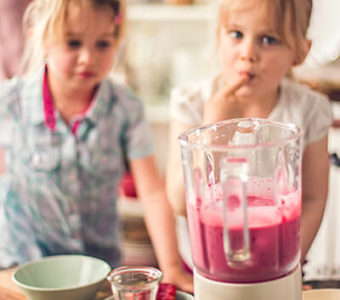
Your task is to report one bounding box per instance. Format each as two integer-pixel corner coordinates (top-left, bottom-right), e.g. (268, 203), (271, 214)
(187, 192), (301, 283)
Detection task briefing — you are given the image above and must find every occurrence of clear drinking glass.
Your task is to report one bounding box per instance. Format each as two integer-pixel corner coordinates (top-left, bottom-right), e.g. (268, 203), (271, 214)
(107, 266), (162, 300)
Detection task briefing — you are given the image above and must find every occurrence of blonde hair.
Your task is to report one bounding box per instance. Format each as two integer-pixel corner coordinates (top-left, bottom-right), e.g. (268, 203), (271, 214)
(218, 0), (312, 63)
(21, 0), (126, 74)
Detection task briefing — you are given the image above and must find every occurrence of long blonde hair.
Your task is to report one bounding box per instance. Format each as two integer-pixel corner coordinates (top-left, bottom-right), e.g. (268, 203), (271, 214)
(21, 0), (126, 74)
(218, 0), (312, 63)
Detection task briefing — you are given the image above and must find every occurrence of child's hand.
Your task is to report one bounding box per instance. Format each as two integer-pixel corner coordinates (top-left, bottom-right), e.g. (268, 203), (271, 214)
(203, 75), (249, 124)
(161, 265), (193, 294)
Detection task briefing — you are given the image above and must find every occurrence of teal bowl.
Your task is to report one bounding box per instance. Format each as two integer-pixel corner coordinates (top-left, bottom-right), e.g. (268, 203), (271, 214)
(12, 255), (111, 300)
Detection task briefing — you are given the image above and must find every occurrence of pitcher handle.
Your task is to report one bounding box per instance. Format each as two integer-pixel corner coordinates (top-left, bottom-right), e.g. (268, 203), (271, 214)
(220, 157), (250, 265)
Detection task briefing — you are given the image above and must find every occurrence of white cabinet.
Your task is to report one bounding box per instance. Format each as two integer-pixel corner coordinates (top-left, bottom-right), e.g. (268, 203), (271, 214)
(125, 2), (217, 109)
(127, 3), (213, 22)
(123, 2), (218, 171)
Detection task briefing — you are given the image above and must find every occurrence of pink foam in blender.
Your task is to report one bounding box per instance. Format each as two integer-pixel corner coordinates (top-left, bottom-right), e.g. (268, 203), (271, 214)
(187, 181), (301, 283)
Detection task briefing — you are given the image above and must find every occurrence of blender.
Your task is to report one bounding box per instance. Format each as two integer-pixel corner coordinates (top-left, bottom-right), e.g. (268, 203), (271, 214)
(179, 118), (302, 300)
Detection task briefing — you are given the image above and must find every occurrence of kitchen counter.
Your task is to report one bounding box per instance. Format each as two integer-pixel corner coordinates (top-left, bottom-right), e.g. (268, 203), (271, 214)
(293, 62), (340, 101)
(304, 280), (340, 289)
(0, 268), (23, 300)
(2, 266), (340, 300)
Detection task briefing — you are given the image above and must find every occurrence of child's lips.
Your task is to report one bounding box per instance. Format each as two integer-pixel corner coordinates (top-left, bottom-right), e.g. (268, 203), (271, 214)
(77, 71), (95, 78)
(239, 71), (255, 81)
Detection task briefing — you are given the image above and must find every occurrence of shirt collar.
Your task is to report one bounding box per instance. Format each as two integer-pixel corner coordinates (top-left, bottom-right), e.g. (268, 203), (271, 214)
(43, 66), (56, 131)
(22, 66), (116, 128)
(83, 78), (114, 125)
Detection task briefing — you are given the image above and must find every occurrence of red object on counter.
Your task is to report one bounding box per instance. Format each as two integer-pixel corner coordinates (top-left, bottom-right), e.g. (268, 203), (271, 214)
(119, 172), (137, 198)
(156, 283), (176, 300)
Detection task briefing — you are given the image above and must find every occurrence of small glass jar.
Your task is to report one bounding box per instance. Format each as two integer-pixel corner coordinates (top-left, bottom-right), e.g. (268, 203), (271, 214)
(107, 266), (162, 300)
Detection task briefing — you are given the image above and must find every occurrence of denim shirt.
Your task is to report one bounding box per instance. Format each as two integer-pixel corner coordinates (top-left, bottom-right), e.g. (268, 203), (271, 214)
(0, 68), (153, 267)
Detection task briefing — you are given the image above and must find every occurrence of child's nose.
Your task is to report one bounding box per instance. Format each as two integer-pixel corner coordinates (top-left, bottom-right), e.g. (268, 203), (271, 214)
(240, 40), (258, 63)
(79, 48), (94, 64)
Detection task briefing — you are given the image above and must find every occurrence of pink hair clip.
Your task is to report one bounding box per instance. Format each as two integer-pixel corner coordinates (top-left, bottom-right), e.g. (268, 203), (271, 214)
(114, 13), (122, 25)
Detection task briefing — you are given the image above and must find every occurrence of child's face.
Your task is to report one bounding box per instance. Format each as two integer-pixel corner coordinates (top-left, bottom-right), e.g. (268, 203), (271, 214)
(44, 3), (117, 90)
(218, 5), (297, 99)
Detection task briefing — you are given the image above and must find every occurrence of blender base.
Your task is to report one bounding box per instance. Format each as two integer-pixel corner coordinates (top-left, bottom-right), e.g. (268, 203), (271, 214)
(194, 265), (302, 300)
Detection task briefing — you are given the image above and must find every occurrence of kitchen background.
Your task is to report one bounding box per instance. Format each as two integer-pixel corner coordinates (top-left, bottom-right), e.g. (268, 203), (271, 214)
(115, 0), (340, 283)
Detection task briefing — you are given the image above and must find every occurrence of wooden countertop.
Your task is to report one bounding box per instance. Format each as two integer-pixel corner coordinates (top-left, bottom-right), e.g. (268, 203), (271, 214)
(0, 268), (25, 300)
(0, 268), (112, 300)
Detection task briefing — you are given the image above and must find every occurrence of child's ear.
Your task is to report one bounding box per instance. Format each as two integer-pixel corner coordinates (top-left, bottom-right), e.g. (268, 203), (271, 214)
(293, 39), (312, 66)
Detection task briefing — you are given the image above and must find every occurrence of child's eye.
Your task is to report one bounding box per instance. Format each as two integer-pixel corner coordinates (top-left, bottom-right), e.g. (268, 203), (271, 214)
(229, 30), (243, 39)
(96, 40), (111, 49)
(67, 39), (82, 49)
(261, 36), (279, 45)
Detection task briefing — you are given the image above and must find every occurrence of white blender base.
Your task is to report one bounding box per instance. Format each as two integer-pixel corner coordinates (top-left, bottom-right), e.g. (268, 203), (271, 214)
(194, 265), (302, 300)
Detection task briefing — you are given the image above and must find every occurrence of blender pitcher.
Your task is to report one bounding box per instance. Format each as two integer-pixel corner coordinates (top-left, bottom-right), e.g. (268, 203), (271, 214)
(179, 118), (302, 300)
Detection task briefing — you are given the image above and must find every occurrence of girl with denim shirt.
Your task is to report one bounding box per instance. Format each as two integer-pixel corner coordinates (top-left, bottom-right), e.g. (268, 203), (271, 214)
(0, 0), (192, 292)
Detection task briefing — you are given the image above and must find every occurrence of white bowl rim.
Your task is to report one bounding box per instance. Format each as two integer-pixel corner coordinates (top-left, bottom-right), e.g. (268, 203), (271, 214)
(176, 290), (194, 299)
(12, 254), (111, 292)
